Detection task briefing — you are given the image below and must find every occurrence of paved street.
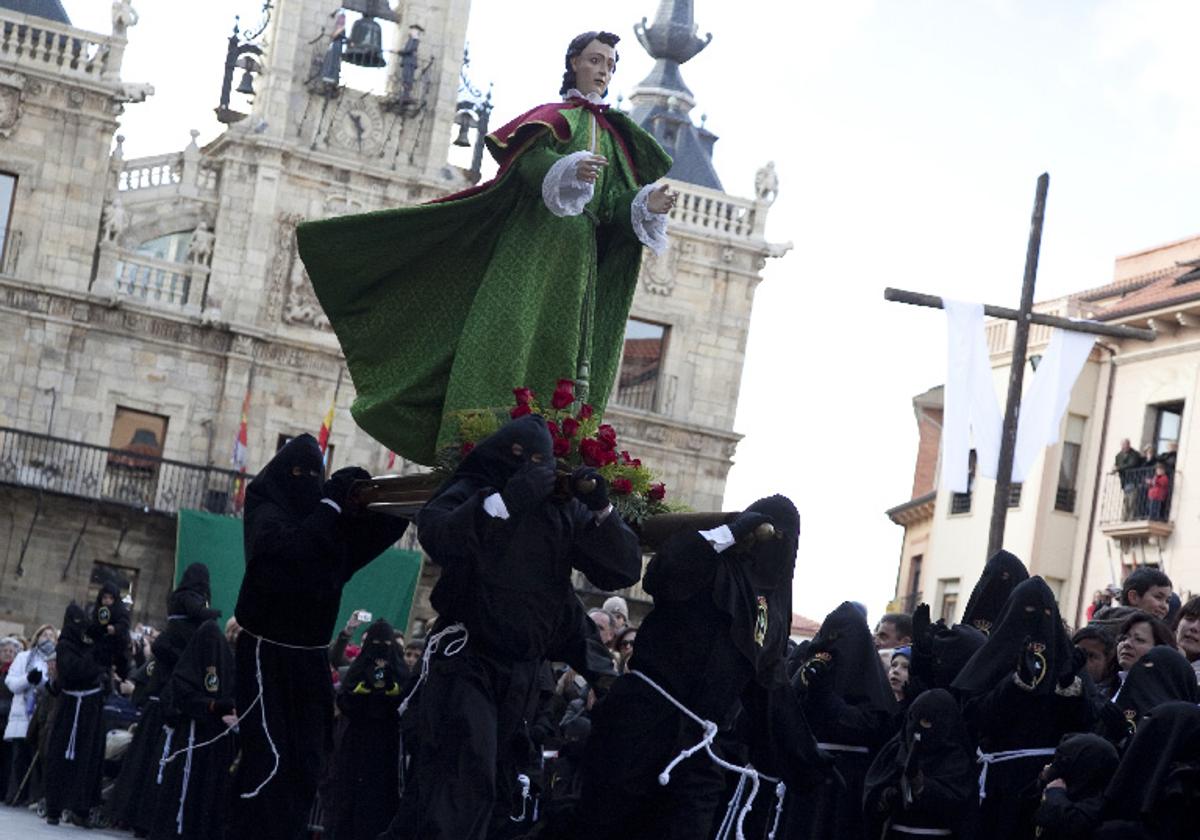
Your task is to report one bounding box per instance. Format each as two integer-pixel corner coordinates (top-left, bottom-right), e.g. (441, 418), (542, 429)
(0, 805), (126, 838)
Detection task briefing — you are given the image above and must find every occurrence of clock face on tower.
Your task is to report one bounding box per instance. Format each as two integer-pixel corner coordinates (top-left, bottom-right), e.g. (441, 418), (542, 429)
(329, 103), (384, 155)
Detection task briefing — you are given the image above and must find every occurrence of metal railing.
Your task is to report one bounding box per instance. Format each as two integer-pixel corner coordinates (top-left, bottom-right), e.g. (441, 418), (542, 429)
(1099, 464), (1175, 526)
(0, 426), (248, 516)
(0, 16), (111, 83)
(114, 252), (192, 306)
(613, 377), (658, 412)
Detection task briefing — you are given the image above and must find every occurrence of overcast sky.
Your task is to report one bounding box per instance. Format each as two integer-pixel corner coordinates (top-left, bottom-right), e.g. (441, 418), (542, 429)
(62, 1), (1200, 623)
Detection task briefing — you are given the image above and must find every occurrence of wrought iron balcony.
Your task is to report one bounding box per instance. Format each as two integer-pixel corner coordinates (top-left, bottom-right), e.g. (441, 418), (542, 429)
(1099, 464), (1175, 540)
(0, 426), (248, 516)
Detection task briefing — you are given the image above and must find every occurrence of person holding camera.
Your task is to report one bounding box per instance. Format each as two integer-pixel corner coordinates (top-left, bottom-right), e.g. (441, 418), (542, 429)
(382, 414), (641, 840)
(229, 434), (408, 840)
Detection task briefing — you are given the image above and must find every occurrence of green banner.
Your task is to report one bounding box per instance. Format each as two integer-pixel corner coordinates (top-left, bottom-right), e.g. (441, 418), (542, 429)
(175, 509), (423, 640)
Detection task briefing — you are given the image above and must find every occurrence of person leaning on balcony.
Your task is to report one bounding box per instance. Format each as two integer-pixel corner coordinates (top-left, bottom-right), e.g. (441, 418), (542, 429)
(1173, 596), (1200, 684)
(1146, 462), (1171, 521)
(1114, 439), (1144, 520)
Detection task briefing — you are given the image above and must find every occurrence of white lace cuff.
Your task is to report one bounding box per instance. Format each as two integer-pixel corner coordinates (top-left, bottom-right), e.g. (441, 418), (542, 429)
(632, 183), (669, 255)
(542, 150), (595, 218)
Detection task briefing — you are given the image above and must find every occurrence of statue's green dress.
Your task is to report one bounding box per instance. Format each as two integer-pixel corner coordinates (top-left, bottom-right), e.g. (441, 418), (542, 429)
(296, 102), (671, 465)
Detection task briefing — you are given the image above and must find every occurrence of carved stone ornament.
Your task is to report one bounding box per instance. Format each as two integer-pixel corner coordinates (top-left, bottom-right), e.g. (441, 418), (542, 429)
(640, 238), (679, 296)
(270, 213), (331, 331)
(0, 72), (25, 139)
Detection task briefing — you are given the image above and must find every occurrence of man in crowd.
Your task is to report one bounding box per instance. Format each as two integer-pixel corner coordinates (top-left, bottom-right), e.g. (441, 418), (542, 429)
(1114, 437), (1144, 519)
(1119, 566), (1172, 620)
(588, 608), (616, 649)
(873, 612), (913, 651)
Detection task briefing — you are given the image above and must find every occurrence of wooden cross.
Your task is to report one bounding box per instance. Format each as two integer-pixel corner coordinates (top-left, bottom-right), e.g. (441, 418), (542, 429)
(885, 173), (1156, 557)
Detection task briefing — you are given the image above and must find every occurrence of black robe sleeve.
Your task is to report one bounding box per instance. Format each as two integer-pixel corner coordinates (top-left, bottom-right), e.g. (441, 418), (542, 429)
(1034, 788), (1103, 839)
(566, 506), (641, 592)
(416, 479), (501, 567)
(643, 531), (719, 601)
(802, 676), (894, 748)
(176, 590), (221, 622)
(56, 642), (106, 688)
(544, 596), (618, 688)
(343, 512), (409, 578)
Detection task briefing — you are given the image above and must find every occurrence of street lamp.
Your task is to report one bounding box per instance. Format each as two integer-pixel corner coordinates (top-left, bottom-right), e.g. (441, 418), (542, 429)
(215, 2), (273, 125)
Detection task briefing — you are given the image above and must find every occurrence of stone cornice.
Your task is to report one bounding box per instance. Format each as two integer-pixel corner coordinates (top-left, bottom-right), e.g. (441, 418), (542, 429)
(607, 405), (742, 465)
(0, 275), (345, 381)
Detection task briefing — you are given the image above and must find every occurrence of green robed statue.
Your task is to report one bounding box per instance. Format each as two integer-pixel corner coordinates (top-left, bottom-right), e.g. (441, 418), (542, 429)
(297, 31), (676, 465)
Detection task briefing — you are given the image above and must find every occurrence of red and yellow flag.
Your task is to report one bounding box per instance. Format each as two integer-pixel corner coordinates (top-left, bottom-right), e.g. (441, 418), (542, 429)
(231, 385), (251, 512)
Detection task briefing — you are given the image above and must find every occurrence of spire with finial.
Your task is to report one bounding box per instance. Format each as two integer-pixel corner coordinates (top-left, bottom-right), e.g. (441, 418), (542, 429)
(629, 0), (722, 190)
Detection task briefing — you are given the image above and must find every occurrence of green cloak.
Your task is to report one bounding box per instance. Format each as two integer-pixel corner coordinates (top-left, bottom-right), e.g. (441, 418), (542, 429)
(296, 104), (671, 465)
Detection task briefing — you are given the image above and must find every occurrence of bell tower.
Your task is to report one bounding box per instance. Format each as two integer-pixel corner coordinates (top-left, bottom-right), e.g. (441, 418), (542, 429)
(223, 0), (470, 183)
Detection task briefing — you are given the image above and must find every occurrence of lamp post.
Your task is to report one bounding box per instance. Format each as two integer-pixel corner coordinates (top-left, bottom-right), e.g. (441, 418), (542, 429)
(456, 46), (493, 182)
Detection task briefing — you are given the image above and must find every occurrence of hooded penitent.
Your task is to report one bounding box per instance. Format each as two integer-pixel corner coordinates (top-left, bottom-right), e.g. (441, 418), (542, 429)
(342, 618), (405, 693)
(445, 413), (554, 495)
(1047, 733), (1119, 801)
(952, 576), (1074, 697)
(1100, 702), (1200, 830)
(961, 550), (1029, 635)
(712, 494), (800, 687)
(863, 689), (976, 834)
(1113, 646), (1200, 734)
(800, 601), (897, 714)
(245, 433), (325, 519)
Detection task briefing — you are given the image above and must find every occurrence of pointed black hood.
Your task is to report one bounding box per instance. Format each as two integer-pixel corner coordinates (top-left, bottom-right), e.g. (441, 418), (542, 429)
(246, 434), (325, 518)
(60, 601), (89, 646)
(447, 414), (553, 493)
(1047, 733), (1118, 800)
(1115, 646), (1200, 730)
(177, 562), (212, 603)
(1102, 702), (1200, 821)
(802, 601), (896, 714)
(344, 618), (405, 688)
(712, 494), (798, 686)
(952, 576), (1073, 696)
(961, 549), (1029, 635)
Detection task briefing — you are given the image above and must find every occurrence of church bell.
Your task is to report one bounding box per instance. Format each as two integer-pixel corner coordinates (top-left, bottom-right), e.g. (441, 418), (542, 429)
(235, 69), (256, 96)
(453, 111), (473, 147)
(343, 17), (386, 68)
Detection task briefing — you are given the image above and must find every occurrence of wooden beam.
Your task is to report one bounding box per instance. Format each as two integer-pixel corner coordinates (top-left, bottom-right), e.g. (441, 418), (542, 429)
(883, 288), (1157, 342)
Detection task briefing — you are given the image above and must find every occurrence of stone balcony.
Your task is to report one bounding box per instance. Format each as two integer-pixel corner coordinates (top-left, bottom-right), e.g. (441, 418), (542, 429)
(0, 425), (247, 517)
(1098, 465), (1176, 542)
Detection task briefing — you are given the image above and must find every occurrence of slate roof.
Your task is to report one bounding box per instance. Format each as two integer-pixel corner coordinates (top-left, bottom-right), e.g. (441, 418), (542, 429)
(0, 0), (71, 25)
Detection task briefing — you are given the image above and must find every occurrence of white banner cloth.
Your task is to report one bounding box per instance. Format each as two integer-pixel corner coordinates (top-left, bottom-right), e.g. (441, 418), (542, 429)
(1012, 327), (1095, 482)
(942, 300), (1003, 493)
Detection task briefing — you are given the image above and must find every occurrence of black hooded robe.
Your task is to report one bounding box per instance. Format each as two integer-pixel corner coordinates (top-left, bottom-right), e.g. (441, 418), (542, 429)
(950, 576), (1094, 840)
(1093, 702), (1200, 840)
(1100, 645), (1200, 745)
(387, 415), (641, 840)
(571, 496), (828, 840)
(90, 576), (132, 679)
(1033, 733), (1118, 840)
(148, 620), (238, 840)
(44, 603), (108, 823)
(863, 689), (976, 839)
(109, 562), (219, 832)
(782, 601), (898, 840)
(960, 549), (1029, 636)
(331, 619), (406, 840)
(229, 434), (408, 840)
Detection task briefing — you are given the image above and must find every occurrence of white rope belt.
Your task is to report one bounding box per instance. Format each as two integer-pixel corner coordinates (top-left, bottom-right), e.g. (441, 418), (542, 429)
(628, 669), (786, 840)
(158, 628), (328, 800)
(63, 687), (102, 760)
(976, 746), (1055, 801)
(816, 742), (870, 754)
(157, 726), (175, 784)
(397, 622), (469, 721)
(175, 719), (196, 835)
(891, 825), (953, 836)
(166, 614), (187, 621)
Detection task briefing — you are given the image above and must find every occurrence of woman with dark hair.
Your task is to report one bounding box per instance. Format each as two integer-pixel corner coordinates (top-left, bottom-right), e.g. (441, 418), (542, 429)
(1113, 611), (1176, 695)
(296, 30), (676, 466)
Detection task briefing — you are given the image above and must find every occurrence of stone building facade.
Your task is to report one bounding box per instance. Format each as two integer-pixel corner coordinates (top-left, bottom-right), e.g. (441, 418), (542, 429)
(0, 0), (788, 636)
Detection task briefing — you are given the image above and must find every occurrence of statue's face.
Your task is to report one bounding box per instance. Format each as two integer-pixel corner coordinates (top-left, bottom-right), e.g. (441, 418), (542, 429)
(571, 40), (616, 98)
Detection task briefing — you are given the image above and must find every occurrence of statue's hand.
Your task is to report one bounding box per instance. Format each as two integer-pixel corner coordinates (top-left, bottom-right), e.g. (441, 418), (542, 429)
(646, 183), (677, 214)
(575, 154), (608, 184)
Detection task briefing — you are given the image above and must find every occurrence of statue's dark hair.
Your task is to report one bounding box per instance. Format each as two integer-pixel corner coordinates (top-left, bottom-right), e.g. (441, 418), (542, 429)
(560, 31), (620, 96)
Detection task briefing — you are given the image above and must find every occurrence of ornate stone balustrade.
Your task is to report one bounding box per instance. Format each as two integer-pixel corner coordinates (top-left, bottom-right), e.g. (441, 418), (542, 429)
(119, 153), (182, 192)
(0, 14), (113, 85)
(668, 182), (763, 240)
